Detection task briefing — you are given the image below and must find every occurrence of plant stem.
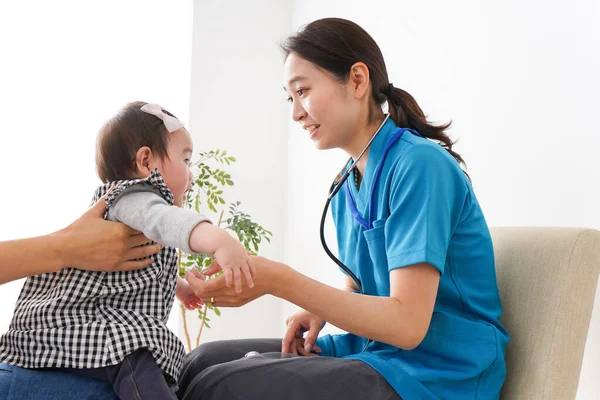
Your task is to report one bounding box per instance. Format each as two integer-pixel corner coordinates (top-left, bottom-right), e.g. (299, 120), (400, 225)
(181, 303), (192, 352)
(196, 304), (208, 348)
(178, 248), (192, 352)
(195, 209), (225, 347)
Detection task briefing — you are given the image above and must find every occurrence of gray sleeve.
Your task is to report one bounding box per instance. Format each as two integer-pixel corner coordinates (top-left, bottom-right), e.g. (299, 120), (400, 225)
(106, 185), (211, 254)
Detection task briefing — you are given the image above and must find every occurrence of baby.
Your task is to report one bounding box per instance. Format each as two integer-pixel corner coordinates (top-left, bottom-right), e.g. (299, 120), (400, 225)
(0, 102), (254, 399)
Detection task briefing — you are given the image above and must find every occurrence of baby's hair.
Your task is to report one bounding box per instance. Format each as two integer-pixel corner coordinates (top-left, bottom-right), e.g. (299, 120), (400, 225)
(96, 101), (179, 183)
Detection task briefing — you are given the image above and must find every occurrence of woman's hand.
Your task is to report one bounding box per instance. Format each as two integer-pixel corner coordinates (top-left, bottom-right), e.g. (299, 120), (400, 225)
(60, 197), (163, 272)
(184, 256), (283, 307)
(282, 309), (325, 356)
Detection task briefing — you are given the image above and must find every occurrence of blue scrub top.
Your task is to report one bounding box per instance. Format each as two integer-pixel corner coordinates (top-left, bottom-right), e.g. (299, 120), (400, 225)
(316, 119), (509, 399)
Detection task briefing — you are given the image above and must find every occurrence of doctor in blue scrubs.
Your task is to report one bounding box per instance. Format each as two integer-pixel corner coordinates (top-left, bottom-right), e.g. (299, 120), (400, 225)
(180, 17), (509, 400)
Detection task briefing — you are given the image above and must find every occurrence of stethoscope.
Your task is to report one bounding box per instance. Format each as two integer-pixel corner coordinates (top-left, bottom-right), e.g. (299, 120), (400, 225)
(319, 113), (421, 294)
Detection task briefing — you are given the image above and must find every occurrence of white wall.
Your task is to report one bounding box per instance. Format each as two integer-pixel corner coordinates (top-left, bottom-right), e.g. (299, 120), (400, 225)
(182, 0), (292, 346)
(0, 0), (193, 333)
(285, 1), (600, 398)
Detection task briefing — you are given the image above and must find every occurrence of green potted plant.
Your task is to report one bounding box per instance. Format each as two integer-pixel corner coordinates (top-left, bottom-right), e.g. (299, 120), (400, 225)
(178, 150), (272, 351)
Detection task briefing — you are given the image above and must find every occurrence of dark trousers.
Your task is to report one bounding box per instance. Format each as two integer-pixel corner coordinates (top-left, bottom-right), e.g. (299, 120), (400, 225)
(71, 348), (177, 400)
(177, 338), (401, 400)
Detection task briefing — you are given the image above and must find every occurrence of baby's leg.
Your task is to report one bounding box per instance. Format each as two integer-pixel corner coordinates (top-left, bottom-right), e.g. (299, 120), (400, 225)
(73, 348), (176, 400)
(106, 348), (177, 400)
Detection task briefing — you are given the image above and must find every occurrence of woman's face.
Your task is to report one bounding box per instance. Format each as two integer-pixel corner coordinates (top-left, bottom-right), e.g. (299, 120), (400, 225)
(283, 53), (362, 151)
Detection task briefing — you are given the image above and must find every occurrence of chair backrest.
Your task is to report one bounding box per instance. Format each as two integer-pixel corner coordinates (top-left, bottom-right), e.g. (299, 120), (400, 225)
(491, 227), (600, 399)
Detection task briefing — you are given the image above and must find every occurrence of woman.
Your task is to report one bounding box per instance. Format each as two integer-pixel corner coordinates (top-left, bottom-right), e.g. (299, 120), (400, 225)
(181, 18), (509, 400)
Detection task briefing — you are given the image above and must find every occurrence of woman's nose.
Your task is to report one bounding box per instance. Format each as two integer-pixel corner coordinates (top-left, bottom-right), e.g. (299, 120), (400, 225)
(292, 100), (306, 122)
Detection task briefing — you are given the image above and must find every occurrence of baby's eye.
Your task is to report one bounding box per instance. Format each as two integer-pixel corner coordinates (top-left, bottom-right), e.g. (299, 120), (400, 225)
(184, 158), (191, 166)
(286, 96), (293, 104)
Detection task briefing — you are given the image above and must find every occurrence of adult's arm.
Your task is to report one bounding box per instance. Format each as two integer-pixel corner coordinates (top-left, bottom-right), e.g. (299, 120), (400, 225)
(0, 197), (162, 284)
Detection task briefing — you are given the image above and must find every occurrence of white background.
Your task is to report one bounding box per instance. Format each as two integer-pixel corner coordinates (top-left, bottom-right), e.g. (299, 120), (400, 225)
(0, 0), (193, 333)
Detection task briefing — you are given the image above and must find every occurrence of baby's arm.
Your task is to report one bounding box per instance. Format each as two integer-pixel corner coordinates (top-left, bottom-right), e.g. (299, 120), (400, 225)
(107, 185), (210, 254)
(109, 185), (254, 291)
(176, 275), (203, 310)
(188, 223), (255, 292)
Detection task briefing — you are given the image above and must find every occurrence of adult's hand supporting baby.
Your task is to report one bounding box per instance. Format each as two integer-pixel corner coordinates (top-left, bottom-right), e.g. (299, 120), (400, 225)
(186, 256), (325, 357)
(0, 197), (163, 284)
(185, 256), (278, 307)
(61, 197), (163, 272)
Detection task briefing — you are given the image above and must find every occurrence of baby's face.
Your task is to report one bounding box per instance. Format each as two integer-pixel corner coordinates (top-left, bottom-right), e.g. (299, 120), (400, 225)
(156, 128), (194, 207)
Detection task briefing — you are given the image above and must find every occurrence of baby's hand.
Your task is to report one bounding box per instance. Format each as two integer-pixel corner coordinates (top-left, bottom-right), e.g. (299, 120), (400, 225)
(176, 276), (204, 310)
(213, 235), (255, 293)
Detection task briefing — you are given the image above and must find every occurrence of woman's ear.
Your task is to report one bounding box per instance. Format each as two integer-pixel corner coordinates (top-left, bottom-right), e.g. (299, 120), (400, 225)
(348, 62), (370, 100)
(134, 146), (154, 177)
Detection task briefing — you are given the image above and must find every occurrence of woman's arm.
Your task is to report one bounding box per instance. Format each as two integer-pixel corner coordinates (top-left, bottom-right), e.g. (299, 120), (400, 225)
(0, 198), (162, 284)
(274, 261), (440, 350)
(187, 256), (440, 350)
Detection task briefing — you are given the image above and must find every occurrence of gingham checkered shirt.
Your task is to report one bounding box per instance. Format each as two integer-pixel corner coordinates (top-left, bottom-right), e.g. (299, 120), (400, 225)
(0, 170), (195, 383)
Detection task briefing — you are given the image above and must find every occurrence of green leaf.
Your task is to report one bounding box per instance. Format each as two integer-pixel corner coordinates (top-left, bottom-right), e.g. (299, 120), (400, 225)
(187, 148), (272, 330)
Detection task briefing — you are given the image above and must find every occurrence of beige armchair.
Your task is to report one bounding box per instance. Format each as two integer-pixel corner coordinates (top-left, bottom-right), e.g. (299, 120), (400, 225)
(491, 227), (600, 399)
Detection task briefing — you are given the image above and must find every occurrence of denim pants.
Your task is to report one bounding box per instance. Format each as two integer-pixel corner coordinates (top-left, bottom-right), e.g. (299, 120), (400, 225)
(0, 349), (176, 400)
(0, 363), (115, 400)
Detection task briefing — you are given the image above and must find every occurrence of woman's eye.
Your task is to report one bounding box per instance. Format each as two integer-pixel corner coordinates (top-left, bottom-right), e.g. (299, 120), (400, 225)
(286, 89), (307, 104)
